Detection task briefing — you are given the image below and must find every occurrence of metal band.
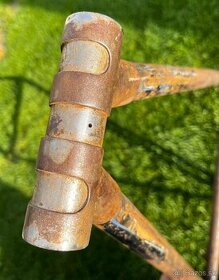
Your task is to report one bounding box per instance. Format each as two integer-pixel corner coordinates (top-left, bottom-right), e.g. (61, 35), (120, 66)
(47, 104), (107, 147)
(31, 169), (89, 213)
(60, 40), (110, 74)
(23, 11), (123, 252)
(50, 71), (114, 114)
(22, 203), (93, 251)
(37, 136), (103, 186)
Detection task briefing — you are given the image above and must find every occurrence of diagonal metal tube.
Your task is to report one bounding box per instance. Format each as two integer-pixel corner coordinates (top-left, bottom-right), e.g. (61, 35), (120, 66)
(112, 60), (219, 107)
(94, 169), (202, 280)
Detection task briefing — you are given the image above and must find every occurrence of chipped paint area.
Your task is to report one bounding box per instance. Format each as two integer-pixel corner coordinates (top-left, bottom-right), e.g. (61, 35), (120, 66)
(136, 64), (158, 74)
(22, 204), (93, 251)
(47, 104), (107, 147)
(138, 83), (172, 96)
(136, 64), (197, 78)
(103, 218), (165, 262)
(142, 85), (156, 95)
(65, 12), (122, 31)
(24, 222), (54, 250)
(24, 221), (76, 251)
(171, 68), (197, 77)
(49, 114), (62, 135)
(41, 136), (73, 164)
(157, 84), (172, 94)
(65, 12), (94, 28)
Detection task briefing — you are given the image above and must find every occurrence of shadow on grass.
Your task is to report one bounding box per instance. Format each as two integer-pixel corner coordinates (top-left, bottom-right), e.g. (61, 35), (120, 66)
(1, 0), (218, 70)
(0, 179), (160, 280)
(0, 75), (49, 163)
(108, 119), (214, 188)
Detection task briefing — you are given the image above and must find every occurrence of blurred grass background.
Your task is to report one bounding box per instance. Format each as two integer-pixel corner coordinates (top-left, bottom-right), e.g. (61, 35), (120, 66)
(0, 0), (219, 279)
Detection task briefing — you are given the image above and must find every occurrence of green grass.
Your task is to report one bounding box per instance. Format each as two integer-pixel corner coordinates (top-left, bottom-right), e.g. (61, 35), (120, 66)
(0, 0), (219, 279)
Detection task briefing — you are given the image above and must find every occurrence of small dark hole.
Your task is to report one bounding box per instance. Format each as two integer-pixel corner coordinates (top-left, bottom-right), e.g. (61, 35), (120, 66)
(88, 123), (92, 128)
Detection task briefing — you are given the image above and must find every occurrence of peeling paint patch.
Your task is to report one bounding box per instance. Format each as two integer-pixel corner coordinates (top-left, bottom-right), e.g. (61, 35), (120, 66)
(171, 69), (197, 77)
(104, 219), (165, 262)
(42, 137), (72, 165)
(50, 114), (62, 132)
(139, 82), (172, 96)
(65, 12), (94, 28)
(144, 85), (155, 96)
(64, 12), (121, 32)
(157, 84), (172, 94)
(137, 64), (157, 73)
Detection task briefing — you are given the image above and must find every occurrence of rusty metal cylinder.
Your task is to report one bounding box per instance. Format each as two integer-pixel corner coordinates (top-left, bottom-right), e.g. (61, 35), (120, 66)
(95, 170), (202, 280)
(22, 12), (123, 251)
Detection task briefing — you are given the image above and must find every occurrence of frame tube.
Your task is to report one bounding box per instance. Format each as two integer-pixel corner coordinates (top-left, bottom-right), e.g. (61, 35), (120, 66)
(112, 60), (219, 107)
(95, 170), (202, 280)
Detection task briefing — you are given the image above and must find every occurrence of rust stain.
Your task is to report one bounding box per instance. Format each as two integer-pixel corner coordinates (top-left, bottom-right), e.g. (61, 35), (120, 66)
(49, 114), (63, 135)
(22, 10), (219, 279)
(23, 11), (122, 252)
(112, 60), (219, 107)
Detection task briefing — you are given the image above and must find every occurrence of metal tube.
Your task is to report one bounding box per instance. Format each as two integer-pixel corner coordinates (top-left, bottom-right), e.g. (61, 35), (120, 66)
(207, 139), (219, 280)
(21, 11), (219, 279)
(111, 60), (219, 107)
(22, 12), (123, 251)
(95, 169), (202, 280)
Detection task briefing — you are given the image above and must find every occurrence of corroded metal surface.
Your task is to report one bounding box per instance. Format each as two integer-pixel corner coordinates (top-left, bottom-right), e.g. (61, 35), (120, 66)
(37, 136), (103, 185)
(23, 203), (93, 251)
(22, 12), (123, 251)
(50, 12), (123, 115)
(47, 104), (107, 147)
(60, 40), (110, 74)
(207, 139), (219, 280)
(103, 219), (165, 261)
(32, 170), (88, 213)
(95, 173), (202, 280)
(112, 60), (219, 107)
(93, 168), (122, 225)
(22, 10), (219, 279)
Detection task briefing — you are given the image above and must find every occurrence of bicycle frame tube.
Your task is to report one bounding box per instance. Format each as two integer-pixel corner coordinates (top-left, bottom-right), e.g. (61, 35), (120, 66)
(22, 12), (219, 280)
(94, 169), (201, 280)
(112, 60), (219, 107)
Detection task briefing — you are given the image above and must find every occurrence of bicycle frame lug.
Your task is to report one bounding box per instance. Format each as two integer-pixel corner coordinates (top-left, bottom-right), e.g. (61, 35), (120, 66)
(22, 11), (123, 251)
(22, 10), (219, 279)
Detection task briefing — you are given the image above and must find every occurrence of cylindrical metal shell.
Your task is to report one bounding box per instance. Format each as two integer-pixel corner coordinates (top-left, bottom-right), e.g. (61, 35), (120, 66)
(50, 12), (122, 115)
(22, 11), (123, 251)
(23, 203), (93, 251)
(47, 104), (107, 147)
